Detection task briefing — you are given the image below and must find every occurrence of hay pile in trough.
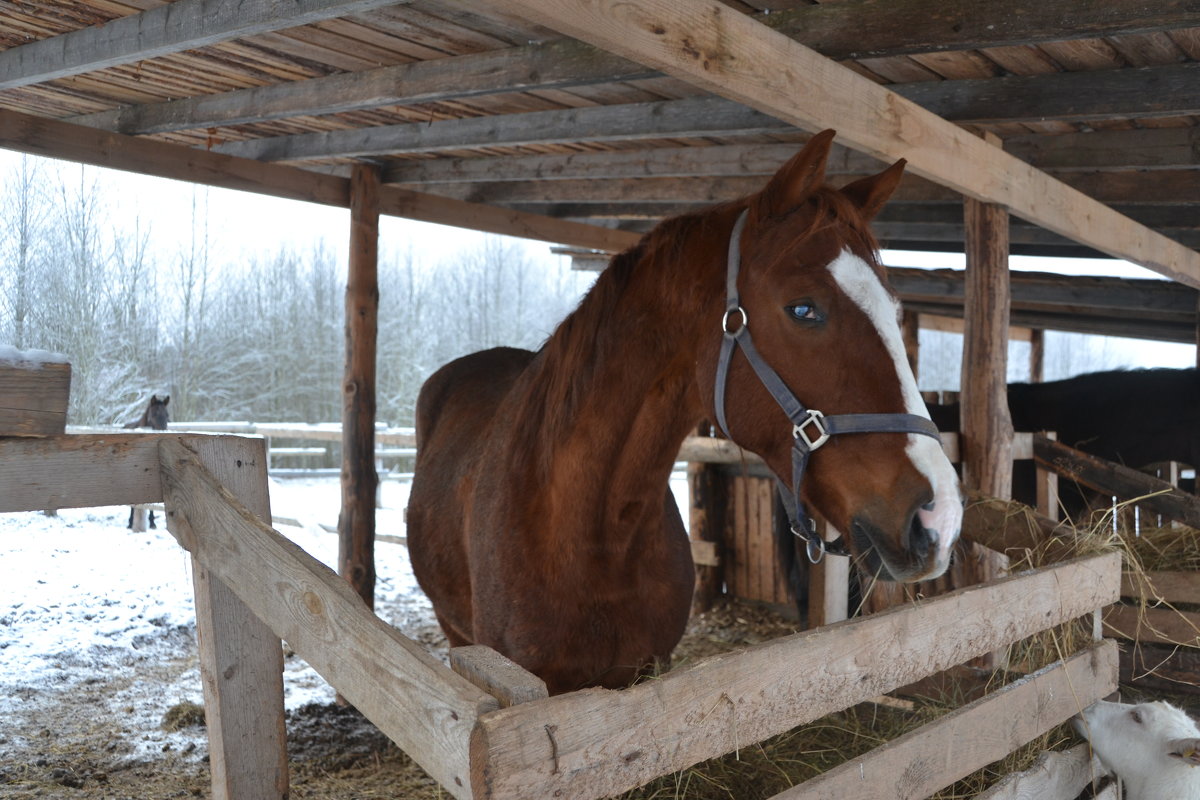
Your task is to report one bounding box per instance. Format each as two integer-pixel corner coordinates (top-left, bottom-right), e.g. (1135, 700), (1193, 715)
(616, 495), (1200, 800)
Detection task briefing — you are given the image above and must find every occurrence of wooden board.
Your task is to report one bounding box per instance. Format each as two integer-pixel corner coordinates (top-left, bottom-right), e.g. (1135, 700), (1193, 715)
(0, 433), (167, 512)
(771, 642), (1118, 799)
(0, 362), (71, 437)
(475, 0), (1200, 287)
(469, 552), (1120, 800)
(1121, 571), (1200, 605)
(157, 438), (495, 800)
(1104, 605), (1200, 648)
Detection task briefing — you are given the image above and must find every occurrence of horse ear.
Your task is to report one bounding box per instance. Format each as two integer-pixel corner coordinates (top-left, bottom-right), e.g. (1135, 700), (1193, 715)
(150, 394), (159, 402)
(840, 159), (906, 221)
(759, 129), (837, 218)
(162, 395), (170, 405)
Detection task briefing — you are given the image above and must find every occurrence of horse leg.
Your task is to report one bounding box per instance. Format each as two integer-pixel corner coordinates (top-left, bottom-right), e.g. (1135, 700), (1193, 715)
(127, 507), (134, 529)
(149, 511), (157, 529)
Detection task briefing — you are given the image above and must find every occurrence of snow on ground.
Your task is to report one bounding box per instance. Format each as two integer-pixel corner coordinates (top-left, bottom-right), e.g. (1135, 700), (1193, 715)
(0, 472), (690, 773)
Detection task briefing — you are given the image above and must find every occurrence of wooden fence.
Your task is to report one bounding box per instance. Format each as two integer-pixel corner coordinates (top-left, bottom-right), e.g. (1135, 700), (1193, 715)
(2, 430), (1123, 800)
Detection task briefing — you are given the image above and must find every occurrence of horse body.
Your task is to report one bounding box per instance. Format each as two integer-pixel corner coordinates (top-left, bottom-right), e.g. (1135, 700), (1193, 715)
(408, 131), (962, 694)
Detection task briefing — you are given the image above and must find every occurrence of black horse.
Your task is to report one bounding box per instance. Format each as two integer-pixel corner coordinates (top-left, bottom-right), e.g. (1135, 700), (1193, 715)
(124, 395), (170, 528)
(931, 368), (1198, 516)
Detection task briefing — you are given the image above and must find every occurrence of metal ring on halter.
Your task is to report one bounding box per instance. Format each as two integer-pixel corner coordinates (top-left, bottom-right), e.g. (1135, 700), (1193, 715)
(721, 306), (748, 334)
(793, 409), (830, 450)
(805, 533), (826, 565)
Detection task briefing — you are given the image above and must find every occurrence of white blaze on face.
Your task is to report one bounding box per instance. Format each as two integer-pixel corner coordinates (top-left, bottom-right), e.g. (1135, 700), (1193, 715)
(826, 249), (963, 568)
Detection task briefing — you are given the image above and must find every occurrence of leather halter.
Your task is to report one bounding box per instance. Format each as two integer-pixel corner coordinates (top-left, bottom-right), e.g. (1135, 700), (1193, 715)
(713, 209), (942, 564)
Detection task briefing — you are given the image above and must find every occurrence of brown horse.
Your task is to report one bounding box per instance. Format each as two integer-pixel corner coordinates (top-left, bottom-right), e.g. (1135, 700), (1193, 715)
(407, 131), (962, 694)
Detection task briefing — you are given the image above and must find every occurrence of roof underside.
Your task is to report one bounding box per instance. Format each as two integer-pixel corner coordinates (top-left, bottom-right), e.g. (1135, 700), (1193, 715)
(1, 0), (1198, 340)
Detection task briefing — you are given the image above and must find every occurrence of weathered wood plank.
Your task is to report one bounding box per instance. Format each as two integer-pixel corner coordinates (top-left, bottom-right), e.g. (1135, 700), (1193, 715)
(0, 0), (400, 91)
(182, 436), (288, 800)
(449, 645), (549, 708)
(1121, 571), (1200, 605)
(772, 642), (1118, 800)
(975, 744), (1103, 800)
(1104, 605), (1200, 647)
(469, 552), (1121, 800)
(0, 362), (71, 437)
(0, 433), (166, 512)
(1033, 434), (1200, 527)
(476, 0), (1200, 287)
(157, 438), (495, 800)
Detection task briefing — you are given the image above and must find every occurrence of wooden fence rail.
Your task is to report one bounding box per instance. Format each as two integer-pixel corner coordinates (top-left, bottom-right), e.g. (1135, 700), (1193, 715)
(3, 432), (1122, 799)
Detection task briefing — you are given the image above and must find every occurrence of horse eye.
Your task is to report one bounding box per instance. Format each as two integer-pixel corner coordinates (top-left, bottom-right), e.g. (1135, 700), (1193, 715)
(786, 303), (823, 323)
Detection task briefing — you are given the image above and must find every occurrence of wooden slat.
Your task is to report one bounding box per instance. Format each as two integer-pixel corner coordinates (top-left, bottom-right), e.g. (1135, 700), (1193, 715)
(1104, 605), (1200, 647)
(975, 744), (1103, 800)
(477, 0), (1200, 288)
(0, 362), (71, 437)
(771, 642), (1118, 800)
(1121, 571), (1200, 605)
(0, 433), (166, 512)
(469, 552), (1120, 800)
(0, 0), (400, 91)
(182, 435), (288, 800)
(158, 438), (496, 800)
(0, 109), (642, 253)
(450, 645), (549, 708)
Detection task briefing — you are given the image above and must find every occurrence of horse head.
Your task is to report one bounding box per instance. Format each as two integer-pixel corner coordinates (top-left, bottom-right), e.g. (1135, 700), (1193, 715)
(699, 130), (962, 582)
(146, 394), (170, 431)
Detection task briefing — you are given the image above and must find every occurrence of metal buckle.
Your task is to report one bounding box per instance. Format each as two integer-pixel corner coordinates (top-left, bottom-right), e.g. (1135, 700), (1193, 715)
(793, 409), (830, 450)
(721, 306), (748, 333)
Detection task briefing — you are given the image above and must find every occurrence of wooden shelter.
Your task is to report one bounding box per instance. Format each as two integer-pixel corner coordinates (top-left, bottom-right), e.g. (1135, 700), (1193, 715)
(3, 3), (1199, 797)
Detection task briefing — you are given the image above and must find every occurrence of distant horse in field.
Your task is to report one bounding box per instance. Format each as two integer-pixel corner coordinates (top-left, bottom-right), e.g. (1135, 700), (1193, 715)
(406, 131), (963, 694)
(124, 394), (169, 529)
(930, 368), (1198, 515)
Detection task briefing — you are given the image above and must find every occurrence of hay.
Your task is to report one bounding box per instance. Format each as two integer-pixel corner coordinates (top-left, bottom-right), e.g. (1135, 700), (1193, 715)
(616, 495), (1199, 800)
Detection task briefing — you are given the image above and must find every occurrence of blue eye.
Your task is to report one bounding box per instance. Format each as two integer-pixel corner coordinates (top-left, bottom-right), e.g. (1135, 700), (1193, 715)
(786, 303), (822, 323)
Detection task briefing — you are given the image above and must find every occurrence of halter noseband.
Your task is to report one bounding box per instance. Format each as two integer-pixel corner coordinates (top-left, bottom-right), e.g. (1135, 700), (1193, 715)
(713, 209), (942, 564)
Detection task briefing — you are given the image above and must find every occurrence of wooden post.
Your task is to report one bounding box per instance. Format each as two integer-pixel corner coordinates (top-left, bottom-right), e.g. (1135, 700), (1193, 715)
(339, 163), (380, 611)
(961, 133), (1014, 500)
(688, 425), (727, 613)
(807, 519), (849, 627)
(1029, 328), (1045, 383)
(167, 436), (289, 800)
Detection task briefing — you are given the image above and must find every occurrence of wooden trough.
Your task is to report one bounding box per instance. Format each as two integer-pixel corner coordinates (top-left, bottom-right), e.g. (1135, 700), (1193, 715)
(2, 427), (1123, 800)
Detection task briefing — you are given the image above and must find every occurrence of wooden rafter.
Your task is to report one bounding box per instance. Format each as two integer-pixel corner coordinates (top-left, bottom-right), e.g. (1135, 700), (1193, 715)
(0, 0), (402, 91)
(0, 108), (641, 252)
(473, 0), (1200, 288)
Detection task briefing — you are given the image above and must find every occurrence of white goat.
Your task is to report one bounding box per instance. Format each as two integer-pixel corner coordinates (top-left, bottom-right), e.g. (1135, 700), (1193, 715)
(1076, 699), (1200, 800)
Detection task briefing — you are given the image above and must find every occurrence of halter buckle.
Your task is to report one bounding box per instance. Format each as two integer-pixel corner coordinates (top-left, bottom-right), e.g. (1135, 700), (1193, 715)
(793, 409), (830, 450)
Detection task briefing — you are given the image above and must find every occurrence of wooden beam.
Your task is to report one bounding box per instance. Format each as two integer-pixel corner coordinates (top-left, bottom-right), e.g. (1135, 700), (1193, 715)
(0, 361), (71, 437)
(212, 96), (787, 162)
(339, 163), (379, 611)
(449, 646), (549, 708)
(0, 109), (640, 252)
(771, 642), (1118, 800)
(1033, 434), (1200, 528)
(475, 0), (1200, 287)
(0, 0), (401, 91)
(176, 436), (288, 800)
(469, 553), (1120, 800)
(0, 433), (166, 512)
(1104, 606), (1200, 648)
(70, 38), (657, 136)
(158, 437), (493, 800)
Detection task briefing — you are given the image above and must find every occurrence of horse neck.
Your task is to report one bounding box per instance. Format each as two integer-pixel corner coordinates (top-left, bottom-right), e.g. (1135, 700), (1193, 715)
(518, 215), (727, 532)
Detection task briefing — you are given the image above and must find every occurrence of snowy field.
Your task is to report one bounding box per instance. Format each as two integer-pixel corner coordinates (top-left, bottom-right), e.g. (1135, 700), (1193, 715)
(0, 472), (690, 793)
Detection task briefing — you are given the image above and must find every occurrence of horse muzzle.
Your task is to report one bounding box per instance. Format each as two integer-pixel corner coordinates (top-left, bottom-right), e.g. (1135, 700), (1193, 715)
(850, 493), (963, 583)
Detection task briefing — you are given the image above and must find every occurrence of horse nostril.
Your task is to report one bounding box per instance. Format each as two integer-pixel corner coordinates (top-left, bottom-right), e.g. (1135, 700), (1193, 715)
(908, 516), (938, 560)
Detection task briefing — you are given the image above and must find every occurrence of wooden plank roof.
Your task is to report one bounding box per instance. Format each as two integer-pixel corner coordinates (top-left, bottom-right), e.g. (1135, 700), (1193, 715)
(1, 0), (1198, 332)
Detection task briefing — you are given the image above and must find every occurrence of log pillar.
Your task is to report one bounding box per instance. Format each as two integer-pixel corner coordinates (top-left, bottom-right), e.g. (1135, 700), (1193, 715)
(961, 135), (1014, 500)
(339, 163), (380, 611)
(1029, 328), (1045, 383)
(689, 425), (727, 614)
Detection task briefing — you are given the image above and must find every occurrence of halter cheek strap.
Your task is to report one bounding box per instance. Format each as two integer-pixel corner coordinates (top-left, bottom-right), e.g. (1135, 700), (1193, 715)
(713, 209), (942, 564)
